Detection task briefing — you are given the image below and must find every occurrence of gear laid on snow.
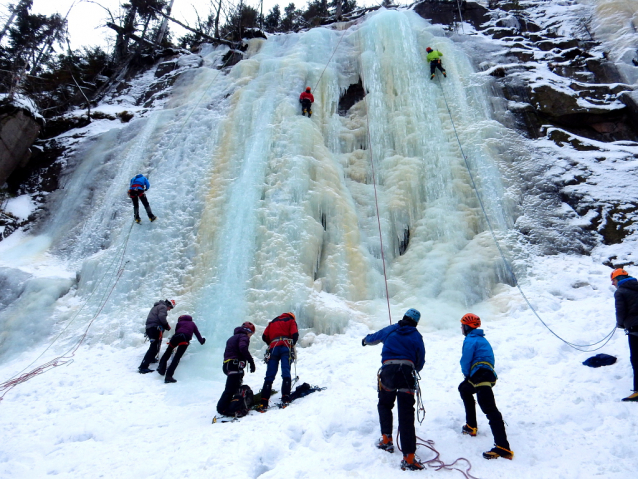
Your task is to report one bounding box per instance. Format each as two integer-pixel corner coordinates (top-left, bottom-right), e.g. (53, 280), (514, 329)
(128, 174), (156, 223)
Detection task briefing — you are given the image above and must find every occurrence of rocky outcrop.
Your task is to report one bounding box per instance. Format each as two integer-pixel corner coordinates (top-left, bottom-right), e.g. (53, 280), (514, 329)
(414, 1), (489, 29)
(0, 103), (43, 187)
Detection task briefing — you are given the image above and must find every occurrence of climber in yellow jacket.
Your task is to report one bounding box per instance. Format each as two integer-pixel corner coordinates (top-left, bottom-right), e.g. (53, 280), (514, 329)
(426, 47), (447, 80)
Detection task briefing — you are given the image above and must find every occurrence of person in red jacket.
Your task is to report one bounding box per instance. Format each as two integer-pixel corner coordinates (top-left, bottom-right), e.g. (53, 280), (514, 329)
(299, 87), (314, 117)
(156, 314), (205, 383)
(258, 312), (299, 409)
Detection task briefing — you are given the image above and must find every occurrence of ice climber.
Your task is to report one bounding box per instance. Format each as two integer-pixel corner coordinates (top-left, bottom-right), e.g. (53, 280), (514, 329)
(128, 173), (157, 224)
(362, 308), (426, 471)
(156, 314), (205, 383)
(458, 313), (514, 460)
(426, 47), (446, 80)
(139, 299), (175, 374)
(611, 268), (638, 402)
(258, 312), (299, 410)
(299, 87), (314, 117)
(217, 322), (256, 416)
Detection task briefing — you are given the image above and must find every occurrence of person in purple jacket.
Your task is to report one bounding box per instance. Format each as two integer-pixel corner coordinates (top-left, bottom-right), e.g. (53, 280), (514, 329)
(156, 314), (205, 384)
(217, 322), (256, 416)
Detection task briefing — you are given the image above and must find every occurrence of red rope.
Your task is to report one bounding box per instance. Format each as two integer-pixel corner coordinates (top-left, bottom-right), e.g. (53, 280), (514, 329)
(359, 46), (392, 325)
(397, 428), (480, 479)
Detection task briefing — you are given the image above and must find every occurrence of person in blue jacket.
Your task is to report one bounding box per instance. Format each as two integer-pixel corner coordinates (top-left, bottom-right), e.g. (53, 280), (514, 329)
(362, 308), (426, 471)
(458, 313), (513, 460)
(128, 173), (156, 223)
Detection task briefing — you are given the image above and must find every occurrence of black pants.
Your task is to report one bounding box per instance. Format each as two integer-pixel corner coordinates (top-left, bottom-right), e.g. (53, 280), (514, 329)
(301, 99), (312, 115)
(377, 364), (417, 454)
(459, 370), (510, 449)
(158, 334), (189, 378)
(430, 60), (445, 76)
(629, 333), (638, 391)
(140, 327), (162, 369)
(217, 360), (245, 415)
(130, 191), (153, 219)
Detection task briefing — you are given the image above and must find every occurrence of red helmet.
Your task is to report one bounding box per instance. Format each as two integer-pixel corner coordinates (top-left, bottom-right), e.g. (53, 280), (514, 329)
(426, 47), (432, 52)
(306, 87), (311, 92)
(611, 268), (628, 281)
(460, 313), (481, 329)
(242, 321), (256, 333)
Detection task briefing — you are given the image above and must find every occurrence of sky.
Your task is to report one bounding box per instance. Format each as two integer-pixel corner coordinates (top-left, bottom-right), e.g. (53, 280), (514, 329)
(24, 0), (381, 50)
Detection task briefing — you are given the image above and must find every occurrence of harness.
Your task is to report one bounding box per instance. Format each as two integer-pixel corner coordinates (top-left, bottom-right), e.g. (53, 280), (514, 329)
(468, 361), (497, 388)
(223, 358), (246, 374)
(378, 360), (416, 394)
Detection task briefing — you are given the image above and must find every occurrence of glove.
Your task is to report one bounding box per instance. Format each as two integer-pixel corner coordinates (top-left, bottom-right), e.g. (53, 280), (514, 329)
(166, 325), (171, 331)
(201, 337), (206, 345)
(361, 338), (366, 347)
(249, 361), (256, 373)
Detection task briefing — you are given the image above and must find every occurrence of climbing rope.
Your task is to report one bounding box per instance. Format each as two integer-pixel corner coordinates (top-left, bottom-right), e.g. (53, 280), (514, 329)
(0, 223), (134, 402)
(396, 428), (479, 479)
(312, 24), (349, 92)
(434, 74), (616, 352)
(358, 43), (393, 326)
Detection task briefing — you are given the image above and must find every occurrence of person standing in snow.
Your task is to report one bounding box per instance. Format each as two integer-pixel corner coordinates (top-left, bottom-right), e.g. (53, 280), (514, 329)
(362, 308), (426, 471)
(217, 322), (257, 415)
(156, 314), (205, 384)
(258, 312), (299, 409)
(128, 173), (157, 224)
(139, 299), (175, 374)
(611, 268), (638, 402)
(458, 313), (513, 460)
(299, 87), (314, 117)
(426, 47), (447, 80)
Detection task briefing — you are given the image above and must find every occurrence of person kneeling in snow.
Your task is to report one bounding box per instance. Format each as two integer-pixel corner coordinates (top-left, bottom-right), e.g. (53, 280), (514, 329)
(458, 313), (513, 460)
(157, 314), (205, 383)
(362, 308), (426, 471)
(217, 322), (256, 416)
(611, 268), (638, 402)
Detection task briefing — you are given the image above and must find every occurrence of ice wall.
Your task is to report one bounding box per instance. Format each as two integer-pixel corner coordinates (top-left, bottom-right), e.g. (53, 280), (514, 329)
(0, 9), (517, 368)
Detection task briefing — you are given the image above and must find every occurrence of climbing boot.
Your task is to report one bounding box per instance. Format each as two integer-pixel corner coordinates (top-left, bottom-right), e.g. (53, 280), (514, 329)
(400, 453), (425, 470)
(443, 71), (447, 77)
(430, 74), (435, 80)
(462, 424), (477, 436)
(622, 391), (638, 402)
(308, 109), (312, 117)
(149, 215), (157, 222)
(138, 367), (153, 374)
(156, 366), (166, 376)
(256, 398), (269, 412)
(134, 216), (141, 224)
(376, 434), (394, 453)
(165, 376), (177, 384)
(483, 445), (514, 460)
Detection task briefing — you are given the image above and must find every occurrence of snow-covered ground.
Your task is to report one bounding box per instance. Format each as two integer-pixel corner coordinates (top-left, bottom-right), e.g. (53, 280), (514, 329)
(0, 253), (635, 478)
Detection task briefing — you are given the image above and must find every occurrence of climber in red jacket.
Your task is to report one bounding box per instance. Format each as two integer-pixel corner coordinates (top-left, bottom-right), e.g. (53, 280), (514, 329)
(299, 87), (314, 117)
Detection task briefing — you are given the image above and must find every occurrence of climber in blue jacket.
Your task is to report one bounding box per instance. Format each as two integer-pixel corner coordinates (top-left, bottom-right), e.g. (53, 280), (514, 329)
(128, 174), (156, 224)
(458, 313), (513, 461)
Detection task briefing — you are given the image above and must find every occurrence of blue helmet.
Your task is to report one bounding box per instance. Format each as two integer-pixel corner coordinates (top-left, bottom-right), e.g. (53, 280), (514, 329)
(404, 308), (421, 323)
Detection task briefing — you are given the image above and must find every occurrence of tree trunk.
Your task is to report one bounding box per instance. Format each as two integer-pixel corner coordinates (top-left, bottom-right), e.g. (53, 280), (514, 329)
(155, 0), (175, 45)
(215, 0), (222, 39)
(0, 0), (30, 43)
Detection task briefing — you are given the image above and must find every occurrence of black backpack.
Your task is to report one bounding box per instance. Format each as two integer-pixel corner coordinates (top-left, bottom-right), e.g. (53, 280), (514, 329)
(227, 385), (254, 417)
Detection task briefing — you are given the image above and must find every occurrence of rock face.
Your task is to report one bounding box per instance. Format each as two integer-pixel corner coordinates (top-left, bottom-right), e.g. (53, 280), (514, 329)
(0, 105), (42, 186)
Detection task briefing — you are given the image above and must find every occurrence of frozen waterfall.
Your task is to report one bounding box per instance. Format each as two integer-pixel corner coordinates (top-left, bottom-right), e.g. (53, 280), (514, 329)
(0, 9), (517, 372)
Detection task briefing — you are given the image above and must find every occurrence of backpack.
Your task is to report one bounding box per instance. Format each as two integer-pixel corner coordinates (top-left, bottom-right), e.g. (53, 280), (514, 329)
(226, 385), (254, 417)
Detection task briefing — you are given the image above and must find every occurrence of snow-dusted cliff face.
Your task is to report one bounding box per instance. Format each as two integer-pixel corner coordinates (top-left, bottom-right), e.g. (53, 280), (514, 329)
(0, 9), (523, 362)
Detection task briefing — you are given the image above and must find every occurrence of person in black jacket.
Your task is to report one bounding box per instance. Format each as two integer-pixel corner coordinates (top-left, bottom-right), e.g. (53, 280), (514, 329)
(217, 322), (257, 416)
(139, 299), (175, 374)
(157, 314), (205, 383)
(611, 268), (638, 402)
